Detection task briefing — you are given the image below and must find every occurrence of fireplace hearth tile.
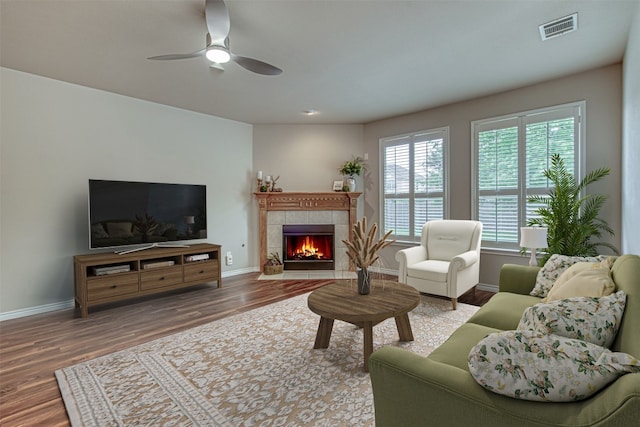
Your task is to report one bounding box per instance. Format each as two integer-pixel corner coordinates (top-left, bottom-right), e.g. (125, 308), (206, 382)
(256, 270), (357, 280)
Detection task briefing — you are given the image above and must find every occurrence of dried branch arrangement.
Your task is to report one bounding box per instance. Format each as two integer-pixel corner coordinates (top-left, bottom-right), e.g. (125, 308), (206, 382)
(343, 217), (395, 270)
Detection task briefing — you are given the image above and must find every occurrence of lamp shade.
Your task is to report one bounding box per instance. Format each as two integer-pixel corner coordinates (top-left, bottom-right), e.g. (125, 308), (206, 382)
(520, 227), (548, 248)
(184, 216), (195, 225)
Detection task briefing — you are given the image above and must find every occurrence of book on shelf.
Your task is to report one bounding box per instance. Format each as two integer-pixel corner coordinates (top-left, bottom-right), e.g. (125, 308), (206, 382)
(142, 260), (176, 269)
(186, 254), (210, 262)
(93, 265), (131, 275)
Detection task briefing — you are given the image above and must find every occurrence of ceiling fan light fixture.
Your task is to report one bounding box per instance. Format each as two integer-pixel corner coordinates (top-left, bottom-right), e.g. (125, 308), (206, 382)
(206, 46), (231, 64)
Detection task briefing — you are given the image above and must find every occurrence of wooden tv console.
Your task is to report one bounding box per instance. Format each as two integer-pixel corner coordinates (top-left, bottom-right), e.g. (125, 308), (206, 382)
(73, 243), (221, 317)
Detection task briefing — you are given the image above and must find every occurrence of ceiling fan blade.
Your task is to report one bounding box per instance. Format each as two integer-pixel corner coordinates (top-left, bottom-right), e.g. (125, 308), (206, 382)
(231, 54), (283, 76)
(147, 49), (206, 60)
(205, 0), (230, 44)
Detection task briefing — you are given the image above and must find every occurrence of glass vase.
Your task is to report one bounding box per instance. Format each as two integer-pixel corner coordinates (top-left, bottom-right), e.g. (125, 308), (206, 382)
(357, 269), (370, 295)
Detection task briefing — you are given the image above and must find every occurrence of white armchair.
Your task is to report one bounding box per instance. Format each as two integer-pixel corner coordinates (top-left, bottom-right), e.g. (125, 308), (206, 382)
(396, 220), (483, 310)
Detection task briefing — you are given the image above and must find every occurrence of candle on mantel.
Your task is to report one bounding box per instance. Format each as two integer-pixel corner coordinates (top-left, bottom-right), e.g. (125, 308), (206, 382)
(257, 170), (263, 180)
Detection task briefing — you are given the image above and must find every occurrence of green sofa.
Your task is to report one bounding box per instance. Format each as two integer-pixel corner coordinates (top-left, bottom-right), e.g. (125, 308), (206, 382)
(369, 254), (640, 426)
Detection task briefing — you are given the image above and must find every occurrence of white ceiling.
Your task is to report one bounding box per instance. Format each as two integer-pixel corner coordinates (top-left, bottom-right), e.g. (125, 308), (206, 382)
(1, 0), (637, 124)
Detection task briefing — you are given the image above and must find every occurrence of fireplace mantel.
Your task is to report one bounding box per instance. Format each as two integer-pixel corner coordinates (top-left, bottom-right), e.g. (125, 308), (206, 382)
(254, 192), (361, 272)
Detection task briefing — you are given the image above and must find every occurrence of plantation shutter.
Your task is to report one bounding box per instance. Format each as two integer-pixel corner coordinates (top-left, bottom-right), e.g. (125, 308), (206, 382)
(524, 107), (579, 224)
(382, 128), (448, 242)
(472, 103), (583, 250)
(475, 118), (519, 246)
(383, 137), (411, 239)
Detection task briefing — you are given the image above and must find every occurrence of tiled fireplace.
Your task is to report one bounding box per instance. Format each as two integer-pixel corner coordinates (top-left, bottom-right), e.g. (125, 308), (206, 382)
(254, 192), (361, 272)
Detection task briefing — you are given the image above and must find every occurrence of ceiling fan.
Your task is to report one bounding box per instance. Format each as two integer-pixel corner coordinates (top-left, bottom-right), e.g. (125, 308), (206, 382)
(147, 0), (282, 76)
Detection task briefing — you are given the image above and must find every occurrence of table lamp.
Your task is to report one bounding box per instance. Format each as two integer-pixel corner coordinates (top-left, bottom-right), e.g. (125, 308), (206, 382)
(520, 226), (548, 267)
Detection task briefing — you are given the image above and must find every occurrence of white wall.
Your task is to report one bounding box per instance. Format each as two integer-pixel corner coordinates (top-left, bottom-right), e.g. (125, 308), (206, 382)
(363, 64), (624, 286)
(0, 68), (254, 316)
(622, 3), (640, 253)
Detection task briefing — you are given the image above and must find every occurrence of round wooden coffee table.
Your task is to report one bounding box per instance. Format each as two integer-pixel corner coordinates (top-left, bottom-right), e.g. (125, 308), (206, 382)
(307, 281), (420, 372)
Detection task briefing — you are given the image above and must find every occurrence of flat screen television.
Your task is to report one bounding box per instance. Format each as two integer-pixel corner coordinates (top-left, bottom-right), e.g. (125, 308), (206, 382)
(88, 179), (207, 251)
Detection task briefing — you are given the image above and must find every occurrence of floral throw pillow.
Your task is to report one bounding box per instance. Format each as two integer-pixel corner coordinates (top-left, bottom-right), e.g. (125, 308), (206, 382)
(468, 330), (640, 402)
(517, 291), (626, 348)
(529, 254), (606, 298)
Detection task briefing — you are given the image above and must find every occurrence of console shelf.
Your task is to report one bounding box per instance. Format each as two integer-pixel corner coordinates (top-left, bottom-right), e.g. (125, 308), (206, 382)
(73, 243), (221, 317)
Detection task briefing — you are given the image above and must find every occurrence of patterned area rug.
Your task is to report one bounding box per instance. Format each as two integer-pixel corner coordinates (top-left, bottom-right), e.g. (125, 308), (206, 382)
(55, 291), (479, 426)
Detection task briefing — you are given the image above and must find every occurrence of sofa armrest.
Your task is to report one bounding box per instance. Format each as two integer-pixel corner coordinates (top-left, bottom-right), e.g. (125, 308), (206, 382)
(498, 264), (540, 295)
(369, 346), (640, 427)
(450, 250), (479, 271)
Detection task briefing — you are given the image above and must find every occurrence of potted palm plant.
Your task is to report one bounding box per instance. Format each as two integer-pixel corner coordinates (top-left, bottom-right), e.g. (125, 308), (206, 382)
(343, 217), (395, 294)
(525, 153), (618, 265)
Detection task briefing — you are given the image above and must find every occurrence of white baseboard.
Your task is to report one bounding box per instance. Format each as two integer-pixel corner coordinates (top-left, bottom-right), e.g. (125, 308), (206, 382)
(0, 299), (75, 322)
(222, 267), (260, 277)
(1, 269), (497, 322)
(477, 283), (498, 293)
(1, 269), (257, 322)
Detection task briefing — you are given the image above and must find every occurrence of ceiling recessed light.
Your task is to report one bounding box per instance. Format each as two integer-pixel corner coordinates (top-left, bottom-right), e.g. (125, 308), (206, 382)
(302, 109), (319, 116)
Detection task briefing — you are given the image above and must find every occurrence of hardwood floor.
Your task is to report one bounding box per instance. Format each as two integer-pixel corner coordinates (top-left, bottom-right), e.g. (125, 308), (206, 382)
(0, 273), (493, 426)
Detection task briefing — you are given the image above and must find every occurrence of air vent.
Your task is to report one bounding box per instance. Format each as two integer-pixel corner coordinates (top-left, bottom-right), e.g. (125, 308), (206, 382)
(539, 13), (578, 40)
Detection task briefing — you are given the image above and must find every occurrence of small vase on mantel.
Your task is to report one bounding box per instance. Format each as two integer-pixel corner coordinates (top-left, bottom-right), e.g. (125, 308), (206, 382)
(346, 177), (356, 192)
(357, 269), (370, 295)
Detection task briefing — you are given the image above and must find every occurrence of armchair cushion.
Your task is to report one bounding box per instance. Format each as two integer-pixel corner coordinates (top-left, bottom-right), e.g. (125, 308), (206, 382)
(407, 260), (449, 282)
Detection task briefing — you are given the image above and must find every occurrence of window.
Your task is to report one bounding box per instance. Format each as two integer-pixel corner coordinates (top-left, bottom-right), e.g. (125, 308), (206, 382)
(381, 127), (449, 242)
(471, 102), (585, 250)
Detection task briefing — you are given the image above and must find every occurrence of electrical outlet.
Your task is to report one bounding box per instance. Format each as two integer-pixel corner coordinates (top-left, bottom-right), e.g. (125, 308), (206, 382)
(225, 251), (233, 266)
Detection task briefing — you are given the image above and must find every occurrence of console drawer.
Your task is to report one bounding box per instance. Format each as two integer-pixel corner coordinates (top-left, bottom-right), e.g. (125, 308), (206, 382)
(87, 273), (139, 302)
(184, 261), (219, 282)
(140, 267), (183, 291)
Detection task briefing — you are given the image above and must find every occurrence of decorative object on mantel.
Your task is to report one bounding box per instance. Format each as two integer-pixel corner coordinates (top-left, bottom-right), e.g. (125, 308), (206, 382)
(339, 156), (365, 192)
(270, 175), (282, 192)
(256, 170), (266, 192)
(258, 173), (283, 192)
(343, 217), (395, 295)
(264, 251), (284, 275)
(333, 180), (344, 191)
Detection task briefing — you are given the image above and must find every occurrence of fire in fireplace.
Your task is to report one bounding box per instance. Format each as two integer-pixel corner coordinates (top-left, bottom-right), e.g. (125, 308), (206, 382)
(282, 224), (334, 270)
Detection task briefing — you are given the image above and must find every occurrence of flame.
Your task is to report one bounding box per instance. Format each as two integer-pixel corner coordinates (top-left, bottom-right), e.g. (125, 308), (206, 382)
(294, 236), (324, 257)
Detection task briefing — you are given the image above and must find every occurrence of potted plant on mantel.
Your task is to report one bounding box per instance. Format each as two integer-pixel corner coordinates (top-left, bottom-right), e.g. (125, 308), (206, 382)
(343, 217), (395, 295)
(339, 156), (365, 192)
